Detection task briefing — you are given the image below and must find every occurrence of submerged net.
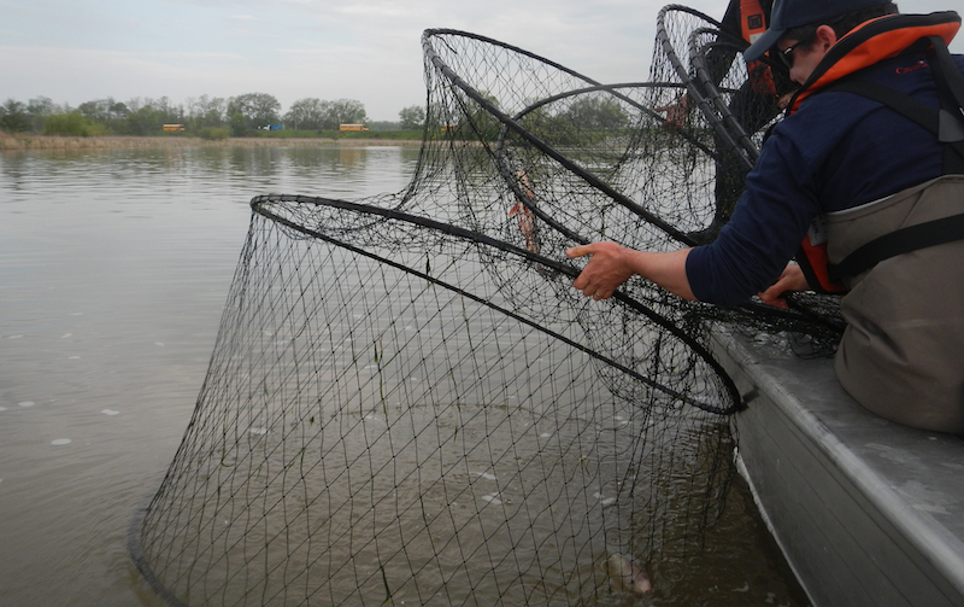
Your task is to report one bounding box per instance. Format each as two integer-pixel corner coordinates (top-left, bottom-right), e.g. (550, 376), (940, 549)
(131, 9), (843, 607)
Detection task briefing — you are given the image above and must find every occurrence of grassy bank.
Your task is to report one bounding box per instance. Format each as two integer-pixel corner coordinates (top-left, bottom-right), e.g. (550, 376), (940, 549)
(0, 132), (425, 151)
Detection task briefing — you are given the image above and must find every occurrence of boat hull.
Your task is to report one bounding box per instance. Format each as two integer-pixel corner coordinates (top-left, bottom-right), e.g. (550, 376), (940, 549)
(712, 331), (964, 607)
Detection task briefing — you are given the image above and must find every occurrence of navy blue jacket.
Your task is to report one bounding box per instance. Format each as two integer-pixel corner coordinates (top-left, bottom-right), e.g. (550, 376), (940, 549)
(686, 50), (964, 306)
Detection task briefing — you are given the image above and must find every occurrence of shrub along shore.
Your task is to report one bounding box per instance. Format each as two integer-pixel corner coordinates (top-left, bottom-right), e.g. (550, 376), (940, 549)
(0, 133), (424, 151)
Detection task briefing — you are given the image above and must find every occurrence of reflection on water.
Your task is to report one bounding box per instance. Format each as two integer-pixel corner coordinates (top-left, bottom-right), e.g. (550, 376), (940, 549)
(0, 145), (805, 607)
(0, 146), (420, 607)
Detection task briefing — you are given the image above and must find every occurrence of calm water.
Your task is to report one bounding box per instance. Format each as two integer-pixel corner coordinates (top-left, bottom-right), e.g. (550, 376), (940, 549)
(0, 145), (806, 607)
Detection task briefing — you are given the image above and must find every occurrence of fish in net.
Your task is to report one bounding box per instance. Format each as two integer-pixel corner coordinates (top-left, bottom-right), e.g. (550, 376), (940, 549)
(130, 11), (844, 607)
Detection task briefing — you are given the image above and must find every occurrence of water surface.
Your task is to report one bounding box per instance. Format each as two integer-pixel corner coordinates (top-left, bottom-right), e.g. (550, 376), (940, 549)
(0, 146), (419, 606)
(0, 145), (806, 607)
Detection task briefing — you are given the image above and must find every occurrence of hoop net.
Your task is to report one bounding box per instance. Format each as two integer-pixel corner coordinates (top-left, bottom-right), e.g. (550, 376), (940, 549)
(131, 12), (841, 607)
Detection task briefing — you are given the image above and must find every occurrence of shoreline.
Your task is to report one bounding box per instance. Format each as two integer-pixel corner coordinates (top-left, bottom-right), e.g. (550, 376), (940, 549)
(0, 134), (424, 151)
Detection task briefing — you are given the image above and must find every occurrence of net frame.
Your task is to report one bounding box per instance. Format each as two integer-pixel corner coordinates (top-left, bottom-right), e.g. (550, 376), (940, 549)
(130, 12), (843, 607)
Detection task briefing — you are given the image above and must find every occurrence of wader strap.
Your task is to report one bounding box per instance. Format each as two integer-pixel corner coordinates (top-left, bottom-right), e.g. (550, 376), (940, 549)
(828, 212), (964, 282)
(829, 71), (964, 174)
(824, 41), (964, 281)
(928, 36), (964, 127)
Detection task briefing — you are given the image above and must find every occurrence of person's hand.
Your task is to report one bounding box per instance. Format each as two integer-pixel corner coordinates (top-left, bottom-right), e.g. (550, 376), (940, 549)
(758, 264), (809, 309)
(655, 94), (689, 129)
(566, 242), (634, 300)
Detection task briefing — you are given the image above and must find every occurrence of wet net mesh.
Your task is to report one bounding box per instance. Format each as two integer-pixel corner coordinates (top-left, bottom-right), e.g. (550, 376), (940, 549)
(131, 8), (844, 606)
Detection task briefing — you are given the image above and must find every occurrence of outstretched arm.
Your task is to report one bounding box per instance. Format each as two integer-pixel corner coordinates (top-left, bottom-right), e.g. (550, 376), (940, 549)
(566, 242), (696, 301)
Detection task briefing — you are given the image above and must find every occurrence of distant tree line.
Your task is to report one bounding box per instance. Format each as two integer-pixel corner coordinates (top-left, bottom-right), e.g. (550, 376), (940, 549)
(0, 93), (431, 138)
(0, 92), (629, 143)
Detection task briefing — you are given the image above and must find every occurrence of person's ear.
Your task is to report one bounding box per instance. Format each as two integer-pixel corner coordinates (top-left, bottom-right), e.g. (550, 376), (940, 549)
(814, 24), (838, 51)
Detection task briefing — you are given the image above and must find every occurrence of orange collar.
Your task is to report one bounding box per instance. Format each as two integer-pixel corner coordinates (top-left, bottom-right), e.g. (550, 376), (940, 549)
(788, 12), (961, 115)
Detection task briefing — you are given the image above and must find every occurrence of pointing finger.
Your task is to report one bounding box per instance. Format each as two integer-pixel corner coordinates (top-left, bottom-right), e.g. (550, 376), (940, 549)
(566, 245), (594, 259)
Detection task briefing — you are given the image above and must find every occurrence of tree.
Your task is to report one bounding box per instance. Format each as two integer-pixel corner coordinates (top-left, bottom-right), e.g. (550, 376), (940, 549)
(459, 91), (502, 141)
(285, 98), (329, 131)
(229, 113), (247, 137)
(78, 99), (107, 121)
(320, 99), (367, 130)
(398, 105), (425, 130)
(0, 99), (31, 132)
(27, 96), (57, 117)
(184, 95), (226, 131)
(77, 98), (129, 132)
(188, 95), (227, 128)
(43, 111), (102, 136)
(24, 97), (62, 132)
(109, 101), (130, 120)
(564, 95), (628, 131)
(125, 106), (160, 135)
(227, 93), (281, 131)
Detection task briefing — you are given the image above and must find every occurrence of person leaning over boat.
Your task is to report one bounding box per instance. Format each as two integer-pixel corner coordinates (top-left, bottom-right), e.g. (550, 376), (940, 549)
(657, 0), (797, 243)
(567, 0), (964, 433)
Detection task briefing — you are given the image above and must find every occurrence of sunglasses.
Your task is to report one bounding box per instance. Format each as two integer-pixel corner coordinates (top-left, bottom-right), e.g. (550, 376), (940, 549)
(775, 37), (813, 69)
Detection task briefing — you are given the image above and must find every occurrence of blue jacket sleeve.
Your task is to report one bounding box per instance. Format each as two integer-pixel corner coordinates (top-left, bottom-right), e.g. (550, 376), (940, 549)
(686, 130), (821, 306)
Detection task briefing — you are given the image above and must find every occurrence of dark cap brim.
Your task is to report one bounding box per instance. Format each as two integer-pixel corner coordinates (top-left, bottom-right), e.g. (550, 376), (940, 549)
(744, 27), (786, 61)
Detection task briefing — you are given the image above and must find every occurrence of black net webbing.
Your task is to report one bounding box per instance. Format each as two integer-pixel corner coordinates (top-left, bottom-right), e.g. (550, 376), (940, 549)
(131, 9), (843, 607)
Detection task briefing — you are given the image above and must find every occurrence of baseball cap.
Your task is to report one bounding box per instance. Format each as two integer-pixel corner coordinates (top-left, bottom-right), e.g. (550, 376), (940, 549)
(744, 0), (892, 61)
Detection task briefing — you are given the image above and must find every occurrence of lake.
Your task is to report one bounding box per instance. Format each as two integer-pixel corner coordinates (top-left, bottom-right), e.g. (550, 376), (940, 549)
(0, 144), (807, 606)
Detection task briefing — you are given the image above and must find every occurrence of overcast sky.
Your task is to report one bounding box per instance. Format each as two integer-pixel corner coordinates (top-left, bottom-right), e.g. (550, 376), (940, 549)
(2, 0), (961, 121)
